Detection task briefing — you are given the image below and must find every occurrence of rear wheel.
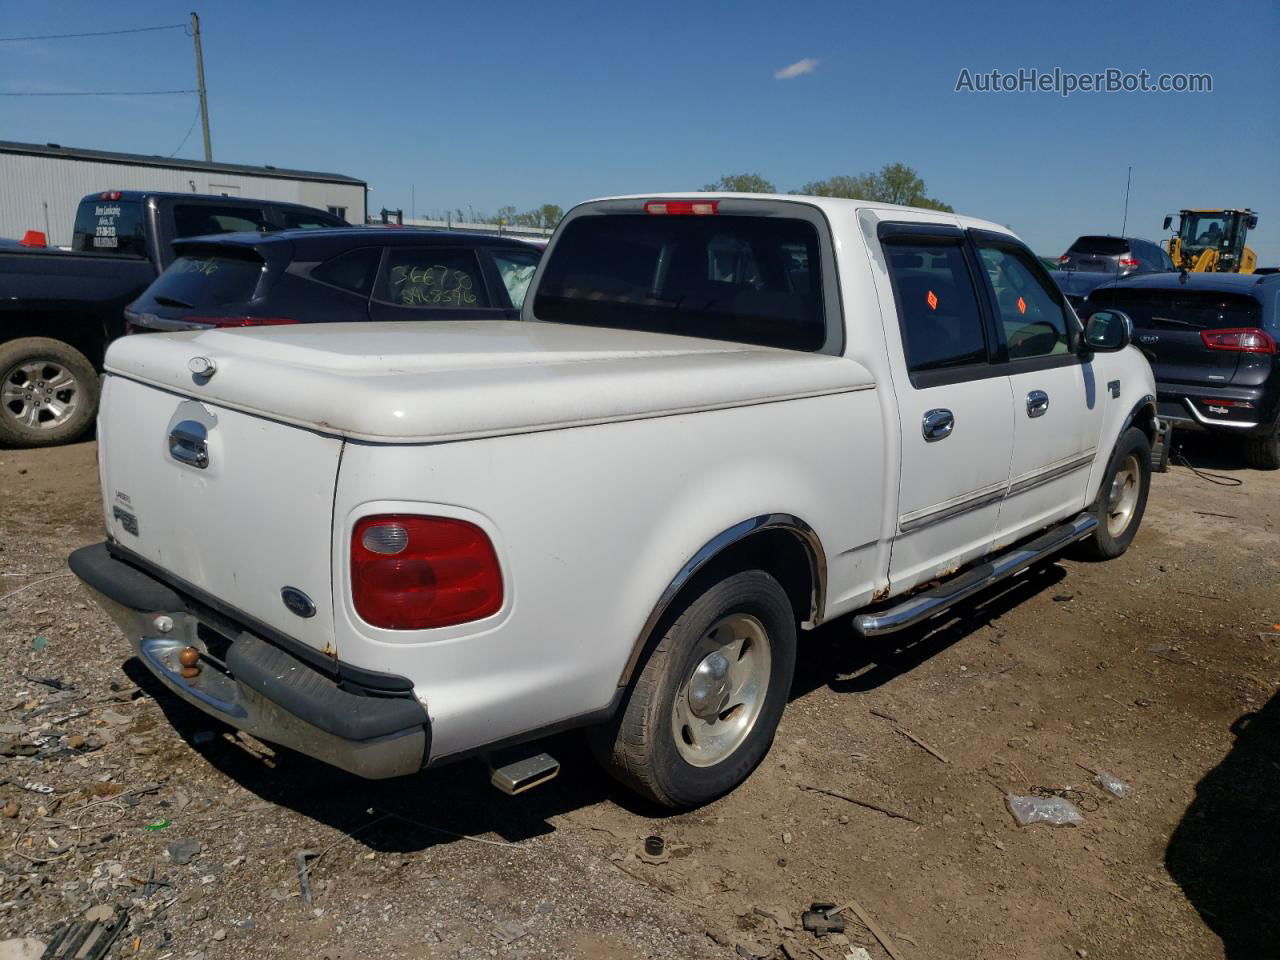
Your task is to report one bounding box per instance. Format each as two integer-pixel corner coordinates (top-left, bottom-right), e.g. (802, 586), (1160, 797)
(1075, 426), (1151, 560)
(595, 570), (796, 808)
(0, 338), (98, 448)
(1243, 425), (1280, 471)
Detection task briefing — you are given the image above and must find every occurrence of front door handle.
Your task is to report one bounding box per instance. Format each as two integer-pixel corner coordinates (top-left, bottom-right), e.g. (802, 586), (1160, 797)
(1026, 390), (1050, 418)
(922, 408), (954, 442)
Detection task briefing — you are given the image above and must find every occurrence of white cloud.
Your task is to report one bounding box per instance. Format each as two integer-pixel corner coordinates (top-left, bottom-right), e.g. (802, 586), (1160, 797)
(774, 58), (819, 80)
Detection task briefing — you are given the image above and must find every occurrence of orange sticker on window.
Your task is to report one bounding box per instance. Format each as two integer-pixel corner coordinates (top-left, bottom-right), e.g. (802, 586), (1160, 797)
(1016, 296), (1027, 315)
(926, 290), (938, 310)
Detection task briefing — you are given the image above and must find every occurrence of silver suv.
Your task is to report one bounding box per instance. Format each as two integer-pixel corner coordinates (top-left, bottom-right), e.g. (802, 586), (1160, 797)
(1058, 235), (1175, 276)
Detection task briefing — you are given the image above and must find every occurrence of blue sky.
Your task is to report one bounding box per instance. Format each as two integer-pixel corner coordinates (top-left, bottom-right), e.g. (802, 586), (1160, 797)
(2, 0), (1278, 262)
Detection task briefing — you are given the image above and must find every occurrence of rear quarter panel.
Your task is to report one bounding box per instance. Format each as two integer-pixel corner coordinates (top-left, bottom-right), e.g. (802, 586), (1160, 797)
(331, 388), (885, 761)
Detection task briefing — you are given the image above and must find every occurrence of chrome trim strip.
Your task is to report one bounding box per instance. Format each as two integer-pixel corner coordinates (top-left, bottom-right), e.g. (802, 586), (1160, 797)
(618, 513), (828, 687)
(1006, 450), (1095, 497)
(854, 513), (1097, 637)
(898, 479), (1008, 534)
(1182, 397), (1259, 429)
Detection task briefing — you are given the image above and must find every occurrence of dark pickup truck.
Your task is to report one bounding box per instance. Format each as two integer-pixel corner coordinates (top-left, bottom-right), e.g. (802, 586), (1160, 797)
(0, 191), (346, 447)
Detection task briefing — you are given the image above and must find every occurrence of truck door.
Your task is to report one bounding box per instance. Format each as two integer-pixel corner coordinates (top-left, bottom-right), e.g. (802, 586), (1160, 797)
(877, 222), (1015, 592)
(970, 232), (1104, 542)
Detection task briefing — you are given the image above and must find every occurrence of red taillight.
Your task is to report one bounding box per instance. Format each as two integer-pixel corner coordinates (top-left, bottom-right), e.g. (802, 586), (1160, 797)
(1200, 328), (1277, 354)
(19, 230), (47, 247)
(644, 200), (719, 216)
(184, 316), (296, 328)
(351, 515), (503, 630)
(1058, 254), (1070, 264)
(1118, 257), (1139, 269)
(98, 191), (122, 201)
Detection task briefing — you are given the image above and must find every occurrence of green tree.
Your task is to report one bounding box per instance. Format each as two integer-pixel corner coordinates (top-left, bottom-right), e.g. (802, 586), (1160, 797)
(536, 204), (564, 229)
(494, 205), (519, 226)
(796, 163), (952, 212)
(702, 173), (776, 193)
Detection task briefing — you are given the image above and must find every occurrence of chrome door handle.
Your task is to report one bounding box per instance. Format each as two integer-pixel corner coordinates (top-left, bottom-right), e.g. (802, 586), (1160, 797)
(922, 408), (954, 442)
(169, 420), (209, 469)
(1026, 390), (1050, 418)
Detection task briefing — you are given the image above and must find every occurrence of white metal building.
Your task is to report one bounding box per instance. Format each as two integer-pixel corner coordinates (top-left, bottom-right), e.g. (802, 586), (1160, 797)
(0, 140), (367, 246)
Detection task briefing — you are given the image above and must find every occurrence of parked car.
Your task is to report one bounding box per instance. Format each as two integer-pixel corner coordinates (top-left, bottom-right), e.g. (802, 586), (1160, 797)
(1047, 268), (1119, 310)
(1058, 235), (1175, 276)
(70, 193), (1156, 808)
(125, 229), (544, 333)
(1086, 272), (1280, 468)
(0, 191), (346, 448)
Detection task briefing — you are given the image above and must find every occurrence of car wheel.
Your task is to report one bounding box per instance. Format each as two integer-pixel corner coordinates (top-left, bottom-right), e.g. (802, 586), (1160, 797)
(1243, 426), (1280, 471)
(0, 338), (99, 448)
(594, 570), (796, 808)
(1075, 426), (1151, 560)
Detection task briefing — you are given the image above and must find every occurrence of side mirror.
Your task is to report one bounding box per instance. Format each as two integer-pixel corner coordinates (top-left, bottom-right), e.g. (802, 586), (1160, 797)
(1248, 214), (1259, 230)
(1162, 215), (1173, 231)
(1084, 309), (1133, 352)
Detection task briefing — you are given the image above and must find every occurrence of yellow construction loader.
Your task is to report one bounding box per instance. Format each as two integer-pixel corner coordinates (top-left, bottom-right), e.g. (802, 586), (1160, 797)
(1164, 208), (1259, 272)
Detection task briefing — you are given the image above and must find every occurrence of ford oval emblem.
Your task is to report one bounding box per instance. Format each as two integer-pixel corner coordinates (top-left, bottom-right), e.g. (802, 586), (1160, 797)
(280, 587), (316, 619)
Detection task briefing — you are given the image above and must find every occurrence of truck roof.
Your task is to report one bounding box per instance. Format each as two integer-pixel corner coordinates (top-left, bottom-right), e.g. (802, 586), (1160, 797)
(1, 139), (364, 186)
(77, 190), (335, 210)
(586, 193), (1014, 238)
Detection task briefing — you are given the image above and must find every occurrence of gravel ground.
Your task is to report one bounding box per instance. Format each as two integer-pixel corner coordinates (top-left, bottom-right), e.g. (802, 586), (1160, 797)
(0, 435), (1276, 960)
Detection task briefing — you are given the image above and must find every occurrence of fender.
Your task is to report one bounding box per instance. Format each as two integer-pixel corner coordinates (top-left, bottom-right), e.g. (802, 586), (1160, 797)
(1120, 393), (1157, 441)
(616, 513), (827, 688)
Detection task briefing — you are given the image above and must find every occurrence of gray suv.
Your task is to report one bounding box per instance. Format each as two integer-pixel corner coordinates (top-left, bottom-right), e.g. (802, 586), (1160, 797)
(1059, 235), (1175, 276)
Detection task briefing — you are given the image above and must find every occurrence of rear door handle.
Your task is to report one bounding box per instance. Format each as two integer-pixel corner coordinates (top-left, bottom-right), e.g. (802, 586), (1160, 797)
(922, 408), (954, 442)
(1026, 390), (1050, 418)
(169, 420), (209, 469)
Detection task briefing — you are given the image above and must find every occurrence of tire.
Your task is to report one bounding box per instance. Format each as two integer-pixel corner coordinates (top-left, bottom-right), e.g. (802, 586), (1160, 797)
(594, 570), (797, 808)
(1075, 426), (1152, 560)
(1243, 426), (1280, 471)
(0, 338), (99, 448)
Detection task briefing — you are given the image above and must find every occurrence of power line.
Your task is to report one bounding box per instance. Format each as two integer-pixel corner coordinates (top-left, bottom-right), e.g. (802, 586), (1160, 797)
(0, 89), (197, 97)
(168, 101), (203, 157)
(0, 24), (187, 43)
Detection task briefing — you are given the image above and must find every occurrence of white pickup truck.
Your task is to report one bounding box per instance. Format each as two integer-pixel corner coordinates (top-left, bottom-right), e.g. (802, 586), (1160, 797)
(71, 194), (1157, 807)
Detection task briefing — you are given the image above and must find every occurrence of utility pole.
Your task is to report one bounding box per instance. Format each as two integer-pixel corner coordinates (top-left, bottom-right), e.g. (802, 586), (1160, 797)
(190, 12), (212, 162)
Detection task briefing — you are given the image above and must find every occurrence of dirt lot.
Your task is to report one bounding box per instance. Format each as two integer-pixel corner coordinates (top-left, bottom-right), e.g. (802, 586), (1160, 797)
(0, 436), (1276, 960)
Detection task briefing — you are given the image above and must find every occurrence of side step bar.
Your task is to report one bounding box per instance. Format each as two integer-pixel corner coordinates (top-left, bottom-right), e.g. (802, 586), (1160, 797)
(853, 513), (1097, 637)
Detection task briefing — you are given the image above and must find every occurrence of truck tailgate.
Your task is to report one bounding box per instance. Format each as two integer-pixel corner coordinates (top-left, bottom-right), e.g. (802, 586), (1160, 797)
(98, 374), (342, 655)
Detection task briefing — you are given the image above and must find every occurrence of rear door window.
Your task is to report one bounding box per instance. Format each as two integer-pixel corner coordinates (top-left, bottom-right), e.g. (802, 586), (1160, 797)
(375, 248), (490, 308)
(72, 199), (146, 256)
(975, 242), (1071, 359)
(173, 204), (270, 238)
(883, 242), (989, 372)
(533, 214), (827, 351)
(144, 254), (265, 308)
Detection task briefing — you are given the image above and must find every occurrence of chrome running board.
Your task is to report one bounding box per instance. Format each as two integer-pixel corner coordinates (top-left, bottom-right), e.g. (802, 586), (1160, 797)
(853, 513), (1097, 637)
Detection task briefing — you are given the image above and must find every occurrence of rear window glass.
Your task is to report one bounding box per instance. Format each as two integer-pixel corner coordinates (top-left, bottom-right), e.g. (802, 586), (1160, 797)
(145, 255), (265, 309)
(72, 199), (146, 256)
(533, 214), (827, 351)
(1090, 288), (1263, 330)
(281, 209), (339, 230)
(173, 204), (270, 239)
(1068, 236), (1129, 256)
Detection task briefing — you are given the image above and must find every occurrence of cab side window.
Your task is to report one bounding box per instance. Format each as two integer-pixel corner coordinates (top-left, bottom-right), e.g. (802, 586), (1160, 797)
(976, 243), (1070, 360)
(883, 241), (989, 373)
